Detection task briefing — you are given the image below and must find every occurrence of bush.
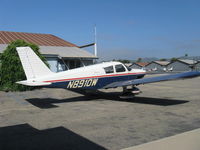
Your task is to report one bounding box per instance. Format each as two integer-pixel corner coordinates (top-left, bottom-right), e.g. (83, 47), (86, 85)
(0, 40), (48, 91)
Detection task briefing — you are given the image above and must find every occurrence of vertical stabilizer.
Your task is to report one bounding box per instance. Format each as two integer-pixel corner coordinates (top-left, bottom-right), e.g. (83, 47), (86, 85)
(16, 47), (53, 79)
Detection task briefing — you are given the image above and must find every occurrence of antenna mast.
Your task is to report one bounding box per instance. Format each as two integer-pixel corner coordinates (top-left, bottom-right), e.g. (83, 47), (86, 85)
(94, 25), (97, 57)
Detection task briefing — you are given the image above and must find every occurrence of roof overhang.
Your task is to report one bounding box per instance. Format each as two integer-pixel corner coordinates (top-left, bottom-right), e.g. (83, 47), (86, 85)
(0, 44), (98, 59)
(39, 46), (97, 59)
(0, 44), (7, 53)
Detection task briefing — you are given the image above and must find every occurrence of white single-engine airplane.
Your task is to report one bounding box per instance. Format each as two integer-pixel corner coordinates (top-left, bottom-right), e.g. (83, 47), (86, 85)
(16, 47), (200, 98)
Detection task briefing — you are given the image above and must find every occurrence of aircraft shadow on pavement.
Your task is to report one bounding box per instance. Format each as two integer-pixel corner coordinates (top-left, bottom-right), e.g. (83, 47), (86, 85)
(26, 96), (94, 109)
(98, 92), (189, 106)
(26, 91), (189, 109)
(0, 123), (107, 150)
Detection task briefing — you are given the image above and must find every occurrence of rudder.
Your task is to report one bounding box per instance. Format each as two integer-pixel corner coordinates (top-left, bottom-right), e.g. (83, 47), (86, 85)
(16, 47), (53, 79)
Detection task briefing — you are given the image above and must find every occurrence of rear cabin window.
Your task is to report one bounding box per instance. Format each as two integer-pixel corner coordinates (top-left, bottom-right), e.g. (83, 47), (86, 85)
(115, 64), (126, 72)
(104, 66), (114, 74)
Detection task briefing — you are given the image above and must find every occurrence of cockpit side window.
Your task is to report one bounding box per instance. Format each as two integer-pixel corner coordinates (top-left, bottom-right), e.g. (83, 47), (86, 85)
(104, 66), (114, 74)
(115, 64), (126, 72)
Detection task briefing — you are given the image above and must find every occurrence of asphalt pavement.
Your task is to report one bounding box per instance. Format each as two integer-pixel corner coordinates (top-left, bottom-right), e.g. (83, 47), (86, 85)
(0, 75), (200, 150)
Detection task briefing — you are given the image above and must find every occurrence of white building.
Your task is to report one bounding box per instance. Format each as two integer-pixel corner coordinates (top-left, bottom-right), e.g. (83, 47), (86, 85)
(0, 31), (97, 72)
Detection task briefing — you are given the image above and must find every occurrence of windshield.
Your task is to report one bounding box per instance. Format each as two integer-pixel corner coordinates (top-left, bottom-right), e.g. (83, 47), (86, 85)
(124, 64), (132, 71)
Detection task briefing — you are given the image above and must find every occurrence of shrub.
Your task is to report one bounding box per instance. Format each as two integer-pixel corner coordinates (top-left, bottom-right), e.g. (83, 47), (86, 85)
(0, 40), (48, 91)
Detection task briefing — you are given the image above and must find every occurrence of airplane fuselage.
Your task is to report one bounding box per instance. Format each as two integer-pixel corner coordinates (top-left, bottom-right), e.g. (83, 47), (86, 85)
(35, 62), (146, 89)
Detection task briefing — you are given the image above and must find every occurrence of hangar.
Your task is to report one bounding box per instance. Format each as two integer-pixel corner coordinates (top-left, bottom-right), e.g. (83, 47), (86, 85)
(0, 31), (97, 72)
(167, 59), (197, 72)
(145, 61), (170, 72)
(130, 62), (149, 70)
(195, 61), (200, 71)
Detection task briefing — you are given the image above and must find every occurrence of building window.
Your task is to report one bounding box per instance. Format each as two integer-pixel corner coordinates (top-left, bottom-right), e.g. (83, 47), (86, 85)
(58, 59), (68, 72)
(115, 64), (126, 72)
(82, 60), (93, 66)
(64, 59), (83, 69)
(104, 66), (114, 74)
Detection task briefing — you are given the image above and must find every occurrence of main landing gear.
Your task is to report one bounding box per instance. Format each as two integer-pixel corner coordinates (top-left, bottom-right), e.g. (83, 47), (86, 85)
(119, 86), (141, 99)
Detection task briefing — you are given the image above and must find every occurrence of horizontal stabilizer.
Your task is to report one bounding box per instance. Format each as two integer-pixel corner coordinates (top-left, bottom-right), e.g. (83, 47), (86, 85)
(104, 71), (200, 88)
(16, 80), (52, 86)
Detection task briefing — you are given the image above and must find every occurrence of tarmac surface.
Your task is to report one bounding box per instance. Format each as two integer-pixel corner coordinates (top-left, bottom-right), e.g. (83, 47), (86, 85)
(0, 75), (200, 150)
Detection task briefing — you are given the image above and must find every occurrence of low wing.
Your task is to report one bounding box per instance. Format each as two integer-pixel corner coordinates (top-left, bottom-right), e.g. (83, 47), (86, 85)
(104, 71), (200, 88)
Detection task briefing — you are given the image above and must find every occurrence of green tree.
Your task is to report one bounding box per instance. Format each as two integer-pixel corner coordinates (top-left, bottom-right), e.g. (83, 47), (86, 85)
(0, 40), (48, 91)
(116, 59), (130, 63)
(159, 58), (167, 61)
(136, 58), (142, 63)
(170, 57), (178, 62)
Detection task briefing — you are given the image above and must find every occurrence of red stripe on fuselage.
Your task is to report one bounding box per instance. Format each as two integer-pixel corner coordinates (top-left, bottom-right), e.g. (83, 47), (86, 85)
(44, 72), (146, 83)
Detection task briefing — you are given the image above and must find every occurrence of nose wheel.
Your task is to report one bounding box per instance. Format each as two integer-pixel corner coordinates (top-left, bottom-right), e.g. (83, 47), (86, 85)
(119, 86), (141, 99)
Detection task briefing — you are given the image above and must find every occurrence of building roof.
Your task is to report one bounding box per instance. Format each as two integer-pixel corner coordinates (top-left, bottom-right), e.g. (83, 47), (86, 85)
(0, 31), (77, 47)
(145, 61), (170, 66)
(135, 62), (149, 67)
(0, 44), (97, 59)
(0, 44), (7, 52)
(153, 61), (170, 66)
(178, 59), (197, 65)
(130, 62), (149, 67)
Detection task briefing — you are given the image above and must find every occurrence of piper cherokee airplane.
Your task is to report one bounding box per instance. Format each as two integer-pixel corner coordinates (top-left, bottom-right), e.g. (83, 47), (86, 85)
(16, 47), (200, 98)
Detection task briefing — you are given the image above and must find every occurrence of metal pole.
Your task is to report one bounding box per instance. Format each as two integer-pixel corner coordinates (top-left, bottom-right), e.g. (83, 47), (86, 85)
(94, 25), (97, 57)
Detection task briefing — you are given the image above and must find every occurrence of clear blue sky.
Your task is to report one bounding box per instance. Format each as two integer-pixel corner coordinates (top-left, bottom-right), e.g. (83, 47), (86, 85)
(1, 0), (200, 60)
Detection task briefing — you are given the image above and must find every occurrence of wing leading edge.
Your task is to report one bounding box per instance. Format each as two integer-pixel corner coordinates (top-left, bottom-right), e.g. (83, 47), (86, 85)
(104, 71), (200, 88)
